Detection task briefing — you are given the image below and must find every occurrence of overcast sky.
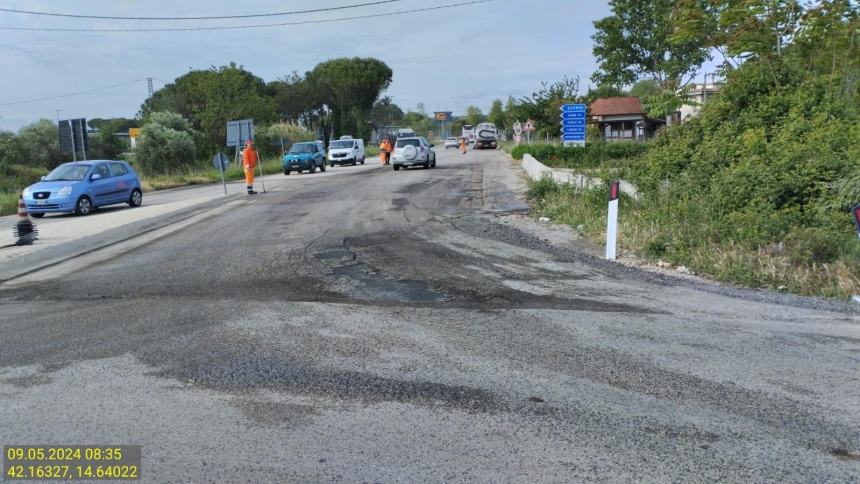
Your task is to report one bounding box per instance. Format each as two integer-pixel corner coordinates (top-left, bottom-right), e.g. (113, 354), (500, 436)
(0, 0), (613, 131)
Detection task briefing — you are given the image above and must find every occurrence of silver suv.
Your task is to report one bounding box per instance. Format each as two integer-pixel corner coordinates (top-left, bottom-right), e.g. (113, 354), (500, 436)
(392, 137), (436, 171)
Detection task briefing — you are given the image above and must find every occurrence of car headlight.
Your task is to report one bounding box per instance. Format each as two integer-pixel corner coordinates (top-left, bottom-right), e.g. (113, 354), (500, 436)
(22, 187), (31, 197)
(57, 186), (73, 198)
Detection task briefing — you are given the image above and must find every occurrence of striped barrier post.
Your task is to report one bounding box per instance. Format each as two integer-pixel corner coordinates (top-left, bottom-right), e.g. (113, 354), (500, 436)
(13, 193), (38, 246)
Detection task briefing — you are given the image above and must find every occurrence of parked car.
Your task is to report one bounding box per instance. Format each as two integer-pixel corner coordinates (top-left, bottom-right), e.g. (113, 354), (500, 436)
(391, 137), (436, 171)
(328, 137), (366, 166)
(282, 142), (327, 175)
(444, 137), (458, 149)
(22, 160), (142, 217)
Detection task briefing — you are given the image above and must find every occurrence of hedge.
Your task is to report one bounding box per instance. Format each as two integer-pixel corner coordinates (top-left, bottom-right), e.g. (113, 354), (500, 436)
(511, 142), (647, 169)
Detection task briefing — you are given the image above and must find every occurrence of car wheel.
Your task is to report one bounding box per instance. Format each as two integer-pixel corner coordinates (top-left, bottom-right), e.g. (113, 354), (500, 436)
(310, 162), (316, 173)
(285, 170), (291, 175)
(393, 165), (400, 171)
(128, 189), (143, 207)
(31, 213), (45, 218)
(360, 157), (365, 165)
(74, 196), (92, 216)
(320, 162), (326, 172)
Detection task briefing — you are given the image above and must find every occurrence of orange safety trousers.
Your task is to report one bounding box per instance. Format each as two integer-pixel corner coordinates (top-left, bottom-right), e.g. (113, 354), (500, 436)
(244, 165), (255, 186)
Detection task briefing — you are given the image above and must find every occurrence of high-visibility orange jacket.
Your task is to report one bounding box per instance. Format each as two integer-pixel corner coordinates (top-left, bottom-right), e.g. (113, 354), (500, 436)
(243, 142), (258, 169)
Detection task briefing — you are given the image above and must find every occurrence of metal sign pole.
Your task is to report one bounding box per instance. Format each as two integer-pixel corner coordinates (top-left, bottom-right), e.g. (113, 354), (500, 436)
(78, 119), (87, 160)
(256, 147), (266, 193)
(69, 122), (77, 163)
(219, 155), (227, 195)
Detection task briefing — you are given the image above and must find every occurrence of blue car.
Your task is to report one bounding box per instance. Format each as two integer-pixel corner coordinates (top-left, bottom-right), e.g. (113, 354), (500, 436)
(22, 160), (143, 217)
(282, 141), (327, 175)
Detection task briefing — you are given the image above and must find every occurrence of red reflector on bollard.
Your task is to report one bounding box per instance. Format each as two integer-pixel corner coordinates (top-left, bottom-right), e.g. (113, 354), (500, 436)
(609, 181), (620, 201)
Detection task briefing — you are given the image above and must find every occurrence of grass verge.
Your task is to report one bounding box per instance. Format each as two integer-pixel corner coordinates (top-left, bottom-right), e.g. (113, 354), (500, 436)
(528, 177), (860, 300)
(139, 158), (284, 191)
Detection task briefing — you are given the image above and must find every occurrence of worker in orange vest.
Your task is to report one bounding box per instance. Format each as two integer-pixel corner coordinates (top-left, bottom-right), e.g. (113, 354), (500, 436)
(459, 137), (467, 155)
(385, 138), (394, 165)
(379, 138), (393, 165)
(243, 139), (258, 194)
(379, 138), (387, 165)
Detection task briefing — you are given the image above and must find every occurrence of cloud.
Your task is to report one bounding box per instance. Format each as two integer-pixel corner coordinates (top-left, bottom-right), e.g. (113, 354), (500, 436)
(0, 0), (611, 131)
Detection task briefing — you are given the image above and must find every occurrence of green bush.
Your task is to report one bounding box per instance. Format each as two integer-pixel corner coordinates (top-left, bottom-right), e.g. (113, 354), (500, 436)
(511, 142), (648, 169)
(525, 176), (559, 199)
(136, 112), (197, 175)
(524, 34), (860, 298)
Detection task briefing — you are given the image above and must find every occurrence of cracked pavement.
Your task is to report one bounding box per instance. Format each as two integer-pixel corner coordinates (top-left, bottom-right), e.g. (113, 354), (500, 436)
(1, 148), (858, 482)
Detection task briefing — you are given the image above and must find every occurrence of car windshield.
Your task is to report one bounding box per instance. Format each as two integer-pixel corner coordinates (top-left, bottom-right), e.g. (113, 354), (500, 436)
(289, 143), (315, 154)
(446, 138), (457, 142)
(396, 139), (421, 148)
(43, 164), (90, 181)
(330, 140), (353, 149)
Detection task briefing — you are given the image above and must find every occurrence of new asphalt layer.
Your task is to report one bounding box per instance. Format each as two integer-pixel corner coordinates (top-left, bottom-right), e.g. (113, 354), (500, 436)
(1, 148), (858, 482)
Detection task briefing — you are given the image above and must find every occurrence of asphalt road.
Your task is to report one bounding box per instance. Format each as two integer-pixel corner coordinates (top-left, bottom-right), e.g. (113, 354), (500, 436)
(1, 147), (858, 482)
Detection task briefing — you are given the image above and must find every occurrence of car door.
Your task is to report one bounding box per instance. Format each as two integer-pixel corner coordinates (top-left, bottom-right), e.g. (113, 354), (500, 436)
(109, 162), (133, 203)
(315, 145), (325, 166)
(88, 163), (116, 207)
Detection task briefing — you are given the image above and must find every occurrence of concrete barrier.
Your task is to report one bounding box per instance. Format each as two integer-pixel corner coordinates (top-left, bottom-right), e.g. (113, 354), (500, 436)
(521, 153), (638, 199)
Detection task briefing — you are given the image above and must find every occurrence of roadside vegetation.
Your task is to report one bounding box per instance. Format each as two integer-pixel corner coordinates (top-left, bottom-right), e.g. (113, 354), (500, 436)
(524, 0), (860, 299)
(0, 58), (399, 215)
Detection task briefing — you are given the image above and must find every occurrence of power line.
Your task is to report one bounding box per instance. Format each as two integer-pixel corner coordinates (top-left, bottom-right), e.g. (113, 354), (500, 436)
(0, 0), (400, 21)
(0, 0), (491, 32)
(0, 79), (147, 107)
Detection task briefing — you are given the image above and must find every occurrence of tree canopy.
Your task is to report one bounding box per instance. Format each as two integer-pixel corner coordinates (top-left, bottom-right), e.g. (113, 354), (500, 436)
(140, 63), (276, 152)
(306, 57), (392, 140)
(592, 0), (711, 90)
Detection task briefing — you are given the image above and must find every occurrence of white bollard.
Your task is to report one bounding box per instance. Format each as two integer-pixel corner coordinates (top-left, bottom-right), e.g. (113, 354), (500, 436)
(606, 181), (619, 260)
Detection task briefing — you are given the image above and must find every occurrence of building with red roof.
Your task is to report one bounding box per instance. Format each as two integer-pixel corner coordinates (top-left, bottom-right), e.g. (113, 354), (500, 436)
(588, 96), (666, 142)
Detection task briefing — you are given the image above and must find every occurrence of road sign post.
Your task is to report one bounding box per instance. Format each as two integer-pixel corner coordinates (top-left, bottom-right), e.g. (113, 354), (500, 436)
(561, 104), (586, 147)
(606, 181), (620, 260)
(513, 120), (523, 144)
(213, 152), (230, 195)
(523, 119), (535, 144)
(227, 119), (255, 165)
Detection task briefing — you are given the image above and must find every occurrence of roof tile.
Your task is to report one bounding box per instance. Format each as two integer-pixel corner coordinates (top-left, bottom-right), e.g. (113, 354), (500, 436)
(589, 97), (644, 116)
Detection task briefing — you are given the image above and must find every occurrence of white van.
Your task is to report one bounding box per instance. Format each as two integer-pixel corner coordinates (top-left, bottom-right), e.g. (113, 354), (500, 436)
(328, 137), (366, 166)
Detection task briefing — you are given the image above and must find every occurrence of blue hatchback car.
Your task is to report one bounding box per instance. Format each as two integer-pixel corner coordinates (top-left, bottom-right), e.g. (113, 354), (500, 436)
(282, 141), (327, 175)
(23, 160), (143, 217)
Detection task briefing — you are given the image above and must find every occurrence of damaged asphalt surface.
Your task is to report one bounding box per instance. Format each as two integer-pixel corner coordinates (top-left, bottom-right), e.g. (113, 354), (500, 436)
(1, 148), (859, 482)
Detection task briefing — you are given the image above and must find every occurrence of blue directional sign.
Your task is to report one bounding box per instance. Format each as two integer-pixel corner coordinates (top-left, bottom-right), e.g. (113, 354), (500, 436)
(561, 111), (586, 121)
(561, 104), (586, 113)
(560, 103), (587, 146)
(562, 125), (586, 133)
(561, 133), (586, 141)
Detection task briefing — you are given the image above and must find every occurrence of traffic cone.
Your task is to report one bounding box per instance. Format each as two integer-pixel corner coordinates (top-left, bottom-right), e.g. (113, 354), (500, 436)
(13, 193), (37, 246)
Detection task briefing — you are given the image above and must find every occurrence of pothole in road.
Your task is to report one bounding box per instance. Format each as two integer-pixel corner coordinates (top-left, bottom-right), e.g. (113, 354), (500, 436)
(315, 245), (444, 303)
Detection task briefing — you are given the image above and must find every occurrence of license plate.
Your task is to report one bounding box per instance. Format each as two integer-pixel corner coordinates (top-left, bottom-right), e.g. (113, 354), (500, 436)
(35, 200), (46, 205)
(292, 164), (301, 168)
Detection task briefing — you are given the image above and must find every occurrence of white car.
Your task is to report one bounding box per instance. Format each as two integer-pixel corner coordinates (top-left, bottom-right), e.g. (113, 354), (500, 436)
(444, 137), (458, 149)
(392, 137), (436, 171)
(328, 137), (365, 166)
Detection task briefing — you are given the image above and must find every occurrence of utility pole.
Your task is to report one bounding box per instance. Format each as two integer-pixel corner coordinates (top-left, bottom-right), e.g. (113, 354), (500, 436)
(147, 77), (154, 98)
(55, 108), (62, 124)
